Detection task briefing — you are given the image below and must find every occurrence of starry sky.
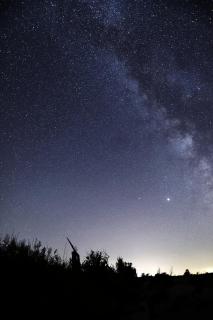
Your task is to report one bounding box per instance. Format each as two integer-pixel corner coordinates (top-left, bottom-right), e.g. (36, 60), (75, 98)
(0, 0), (213, 275)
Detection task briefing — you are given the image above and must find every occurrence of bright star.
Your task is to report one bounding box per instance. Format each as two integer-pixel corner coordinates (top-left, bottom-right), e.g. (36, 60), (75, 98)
(166, 197), (171, 202)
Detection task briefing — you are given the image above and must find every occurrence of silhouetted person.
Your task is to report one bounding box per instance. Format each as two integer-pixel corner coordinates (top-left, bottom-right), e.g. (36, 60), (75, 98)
(67, 237), (81, 273)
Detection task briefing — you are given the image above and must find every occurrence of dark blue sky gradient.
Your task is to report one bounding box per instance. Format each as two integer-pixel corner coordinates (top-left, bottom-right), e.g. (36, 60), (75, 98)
(0, 0), (213, 275)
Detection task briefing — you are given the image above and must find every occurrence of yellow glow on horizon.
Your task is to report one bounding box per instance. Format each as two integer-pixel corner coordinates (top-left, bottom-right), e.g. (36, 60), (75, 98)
(201, 267), (213, 274)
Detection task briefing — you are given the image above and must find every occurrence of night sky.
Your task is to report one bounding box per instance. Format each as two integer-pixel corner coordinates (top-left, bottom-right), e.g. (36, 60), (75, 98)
(1, 0), (213, 275)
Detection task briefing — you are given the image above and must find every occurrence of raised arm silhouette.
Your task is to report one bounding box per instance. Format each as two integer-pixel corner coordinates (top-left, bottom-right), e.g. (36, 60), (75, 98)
(67, 237), (81, 273)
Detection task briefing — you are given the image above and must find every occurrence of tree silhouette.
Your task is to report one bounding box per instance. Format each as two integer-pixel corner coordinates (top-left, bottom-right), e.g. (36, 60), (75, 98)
(82, 250), (111, 274)
(184, 268), (191, 276)
(116, 257), (137, 278)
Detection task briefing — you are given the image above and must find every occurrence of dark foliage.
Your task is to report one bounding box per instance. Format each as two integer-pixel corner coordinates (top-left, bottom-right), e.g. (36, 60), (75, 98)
(82, 250), (112, 274)
(184, 268), (191, 276)
(116, 257), (137, 278)
(1, 234), (213, 320)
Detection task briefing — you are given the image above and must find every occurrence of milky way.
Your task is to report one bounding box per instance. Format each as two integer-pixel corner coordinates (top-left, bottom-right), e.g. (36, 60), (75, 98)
(0, 0), (213, 274)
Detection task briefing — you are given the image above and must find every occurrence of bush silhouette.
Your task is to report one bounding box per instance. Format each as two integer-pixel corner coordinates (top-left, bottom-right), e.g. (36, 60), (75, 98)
(0, 234), (65, 272)
(184, 268), (191, 276)
(116, 257), (137, 278)
(81, 250), (112, 274)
